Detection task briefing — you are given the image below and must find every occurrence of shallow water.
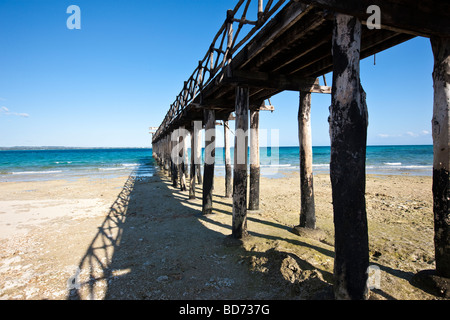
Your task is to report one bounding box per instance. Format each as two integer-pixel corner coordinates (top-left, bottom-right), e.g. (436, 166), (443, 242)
(0, 145), (433, 182)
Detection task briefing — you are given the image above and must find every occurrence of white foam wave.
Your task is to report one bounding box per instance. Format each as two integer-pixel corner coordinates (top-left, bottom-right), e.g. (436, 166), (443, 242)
(99, 167), (125, 171)
(12, 170), (63, 175)
(367, 165), (432, 170)
(260, 164), (291, 167)
(401, 165), (432, 169)
(122, 163), (139, 167)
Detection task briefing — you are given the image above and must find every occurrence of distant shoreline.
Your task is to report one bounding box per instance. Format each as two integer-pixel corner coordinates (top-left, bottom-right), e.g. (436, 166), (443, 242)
(0, 144), (432, 151)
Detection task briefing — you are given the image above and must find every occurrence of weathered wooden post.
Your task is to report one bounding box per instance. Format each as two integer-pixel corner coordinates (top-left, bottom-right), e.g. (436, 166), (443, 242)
(179, 126), (187, 191)
(158, 139), (164, 173)
(430, 37), (450, 280)
(248, 108), (260, 211)
(329, 14), (369, 300)
(153, 140), (158, 165)
(171, 131), (178, 188)
(203, 109), (216, 215)
(196, 125), (203, 185)
(161, 139), (165, 170)
(184, 129), (189, 185)
(232, 86), (249, 238)
(224, 120), (233, 198)
(297, 91), (316, 229)
(165, 135), (171, 177)
(189, 127), (196, 199)
(157, 140), (160, 165)
(258, 0), (264, 20)
(412, 36), (450, 297)
(223, 9), (234, 200)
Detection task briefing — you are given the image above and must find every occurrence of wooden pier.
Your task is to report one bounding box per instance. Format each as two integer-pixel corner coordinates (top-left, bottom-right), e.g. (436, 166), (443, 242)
(152, 0), (450, 299)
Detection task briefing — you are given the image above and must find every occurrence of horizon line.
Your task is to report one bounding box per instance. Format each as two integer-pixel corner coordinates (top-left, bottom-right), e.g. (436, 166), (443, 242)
(0, 144), (433, 151)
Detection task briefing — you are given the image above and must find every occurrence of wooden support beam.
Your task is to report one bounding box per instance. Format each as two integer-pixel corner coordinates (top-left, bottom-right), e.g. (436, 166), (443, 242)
(256, 104), (275, 112)
(195, 123), (203, 185)
(224, 120), (233, 198)
(431, 36), (450, 279)
(184, 129), (189, 185)
(232, 86), (250, 239)
(223, 68), (331, 93)
(281, 28), (413, 79)
(248, 108), (260, 211)
(297, 91), (316, 229)
(411, 36), (450, 298)
(163, 136), (166, 174)
(203, 109), (216, 215)
(236, 2), (311, 70)
(295, 0), (450, 37)
(250, 88), (283, 106)
(167, 136), (172, 177)
(193, 101), (274, 113)
(192, 103), (230, 110)
(179, 126), (187, 192)
(251, 9), (329, 71)
(329, 14), (369, 300)
(189, 128), (196, 200)
(171, 132), (178, 188)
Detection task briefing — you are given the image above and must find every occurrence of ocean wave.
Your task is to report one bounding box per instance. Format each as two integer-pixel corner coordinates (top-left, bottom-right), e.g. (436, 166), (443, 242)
(366, 165), (432, 170)
(122, 163), (139, 167)
(260, 164), (291, 167)
(384, 162), (402, 166)
(400, 165), (432, 169)
(98, 167), (126, 171)
(11, 170), (63, 175)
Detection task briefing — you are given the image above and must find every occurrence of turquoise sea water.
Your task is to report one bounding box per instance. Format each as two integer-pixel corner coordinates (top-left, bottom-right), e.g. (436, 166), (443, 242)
(0, 145), (433, 182)
(0, 148), (156, 182)
(213, 145), (433, 177)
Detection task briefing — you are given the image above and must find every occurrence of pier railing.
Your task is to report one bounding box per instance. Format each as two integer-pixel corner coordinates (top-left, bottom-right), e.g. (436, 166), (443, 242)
(153, 0), (287, 142)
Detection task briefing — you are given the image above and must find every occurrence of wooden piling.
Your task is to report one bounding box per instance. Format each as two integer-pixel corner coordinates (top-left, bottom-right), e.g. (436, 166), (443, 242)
(160, 139), (166, 174)
(171, 132), (178, 188)
(224, 120), (233, 198)
(329, 14), (369, 300)
(431, 36), (450, 279)
(298, 91), (316, 229)
(165, 135), (171, 177)
(196, 125), (203, 185)
(203, 109), (216, 215)
(189, 128), (196, 199)
(162, 136), (167, 174)
(232, 86), (249, 239)
(249, 108), (260, 211)
(179, 126), (187, 191)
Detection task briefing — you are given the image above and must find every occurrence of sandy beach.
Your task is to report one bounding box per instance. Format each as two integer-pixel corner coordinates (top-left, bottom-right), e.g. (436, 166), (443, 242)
(0, 170), (443, 300)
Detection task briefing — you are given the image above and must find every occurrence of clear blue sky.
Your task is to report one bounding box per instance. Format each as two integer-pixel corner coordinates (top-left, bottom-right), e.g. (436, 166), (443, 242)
(0, 0), (434, 148)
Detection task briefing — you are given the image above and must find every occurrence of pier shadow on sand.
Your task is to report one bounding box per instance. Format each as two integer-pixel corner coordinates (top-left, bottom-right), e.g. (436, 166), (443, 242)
(66, 161), (435, 300)
(66, 160), (337, 300)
